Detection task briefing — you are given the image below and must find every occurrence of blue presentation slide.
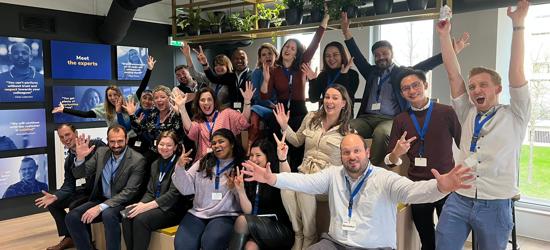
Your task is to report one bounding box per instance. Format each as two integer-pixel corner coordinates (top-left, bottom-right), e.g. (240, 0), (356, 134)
(0, 154), (48, 199)
(0, 109), (47, 152)
(117, 46), (148, 80)
(53, 85), (139, 123)
(51, 40), (111, 80)
(0, 36), (44, 102)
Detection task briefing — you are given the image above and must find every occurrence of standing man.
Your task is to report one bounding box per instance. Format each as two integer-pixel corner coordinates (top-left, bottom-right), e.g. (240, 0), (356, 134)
(436, 1), (531, 249)
(385, 68), (461, 250)
(3, 157), (48, 198)
(232, 48), (252, 105)
(242, 133), (472, 249)
(35, 123), (105, 250)
(340, 12), (469, 167)
(65, 125), (146, 250)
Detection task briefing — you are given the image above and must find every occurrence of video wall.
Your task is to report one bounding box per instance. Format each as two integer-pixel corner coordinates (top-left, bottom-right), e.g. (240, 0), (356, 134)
(0, 35), (150, 200)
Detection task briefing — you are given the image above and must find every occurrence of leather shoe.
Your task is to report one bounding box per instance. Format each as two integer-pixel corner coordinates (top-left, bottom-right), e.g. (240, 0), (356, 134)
(46, 237), (74, 250)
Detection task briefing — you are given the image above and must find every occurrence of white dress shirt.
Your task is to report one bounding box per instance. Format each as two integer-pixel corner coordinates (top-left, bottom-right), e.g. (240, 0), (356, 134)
(274, 166), (447, 249)
(451, 84), (530, 199)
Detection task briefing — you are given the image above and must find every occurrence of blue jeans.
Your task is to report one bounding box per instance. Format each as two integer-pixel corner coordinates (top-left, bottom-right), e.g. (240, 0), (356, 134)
(435, 192), (513, 250)
(251, 104), (274, 120)
(174, 213), (236, 250)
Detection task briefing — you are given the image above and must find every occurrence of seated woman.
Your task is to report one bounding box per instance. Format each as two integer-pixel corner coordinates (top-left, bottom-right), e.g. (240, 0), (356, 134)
(171, 128), (248, 250)
(173, 85), (252, 162)
(229, 136), (294, 250)
(121, 131), (189, 250)
(272, 84), (353, 249)
(193, 46), (238, 107)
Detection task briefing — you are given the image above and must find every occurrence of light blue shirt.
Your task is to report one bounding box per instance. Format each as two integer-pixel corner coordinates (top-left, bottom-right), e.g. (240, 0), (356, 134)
(99, 147), (127, 211)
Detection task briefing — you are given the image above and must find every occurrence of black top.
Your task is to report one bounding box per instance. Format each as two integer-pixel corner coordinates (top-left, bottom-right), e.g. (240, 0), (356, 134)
(308, 68), (360, 103)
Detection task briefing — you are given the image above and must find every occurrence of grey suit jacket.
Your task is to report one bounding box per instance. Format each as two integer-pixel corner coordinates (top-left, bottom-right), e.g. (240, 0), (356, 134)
(72, 146), (146, 208)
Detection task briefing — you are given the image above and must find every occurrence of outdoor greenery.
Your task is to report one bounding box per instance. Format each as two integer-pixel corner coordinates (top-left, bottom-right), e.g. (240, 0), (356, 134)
(519, 145), (550, 200)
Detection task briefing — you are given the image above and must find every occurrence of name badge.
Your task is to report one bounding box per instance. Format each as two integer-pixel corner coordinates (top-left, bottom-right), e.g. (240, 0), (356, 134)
(415, 157), (427, 167)
(153, 140), (157, 146)
(234, 102), (242, 109)
(342, 221), (357, 231)
(212, 192), (223, 201)
(206, 148), (213, 153)
(134, 141), (141, 147)
(371, 103), (381, 110)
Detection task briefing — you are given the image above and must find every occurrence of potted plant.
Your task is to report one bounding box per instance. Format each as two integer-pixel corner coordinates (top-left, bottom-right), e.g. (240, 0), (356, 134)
(339, 0), (359, 18)
(257, 2), (285, 29)
(178, 8), (203, 36)
(283, 0), (305, 25)
(228, 11), (257, 32)
(374, 0), (393, 15)
(407, 0), (428, 10)
(309, 0), (324, 23)
(206, 11), (225, 34)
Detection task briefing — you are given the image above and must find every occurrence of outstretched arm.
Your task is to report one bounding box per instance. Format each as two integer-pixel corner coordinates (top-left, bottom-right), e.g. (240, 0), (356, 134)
(437, 21), (467, 98)
(508, 0), (529, 88)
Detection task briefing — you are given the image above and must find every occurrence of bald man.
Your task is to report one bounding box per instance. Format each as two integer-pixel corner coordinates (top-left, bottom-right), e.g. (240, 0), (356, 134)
(242, 133), (473, 249)
(0, 42), (44, 101)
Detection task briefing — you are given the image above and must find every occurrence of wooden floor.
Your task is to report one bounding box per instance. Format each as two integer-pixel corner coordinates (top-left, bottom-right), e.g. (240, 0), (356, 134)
(1, 212), (549, 250)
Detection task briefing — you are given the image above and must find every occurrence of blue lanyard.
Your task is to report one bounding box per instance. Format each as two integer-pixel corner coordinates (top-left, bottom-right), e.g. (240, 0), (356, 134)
(252, 183), (261, 215)
(376, 73), (391, 102)
(470, 110), (498, 152)
(344, 165), (373, 218)
(205, 111), (219, 136)
(327, 71), (341, 87)
(408, 101), (434, 157)
(215, 159), (234, 190)
(155, 155), (176, 198)
(214, 84), (222, 96)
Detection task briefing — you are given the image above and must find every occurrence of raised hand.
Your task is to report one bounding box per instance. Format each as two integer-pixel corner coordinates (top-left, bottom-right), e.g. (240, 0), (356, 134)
(452, 32), (471, 54)
(507, 0), (529, 25)
(241, 160), (277, 185)
(341, 56), (354, 74)
(240, 81), (256, 103)
(136, 113), (145, 124)
(147, 56), (157, 70)
(262, 63), (270, 82)
(321, 2), (330, 28)
(232, 167), (245, 192)
(341, 12), (350, 34)
(193, 45), (208, 66)
(301, 62), (318, 80)
(273, 133), (288, 162)
(35, 191), (58, 208)
(115, 96), (124, 113)
(436, 17), (451, 35)
(176, 148), (193, 168)
(123, 96), (137, 115)
(75, 133), (95, 161)
(273, 103), (290, 131)
(171, 88), (188, 109)
(433, 164), (474, 193)
(391, 131), (416, 158)
(52, 102), (65, 114)
(180, 43), (191, 57)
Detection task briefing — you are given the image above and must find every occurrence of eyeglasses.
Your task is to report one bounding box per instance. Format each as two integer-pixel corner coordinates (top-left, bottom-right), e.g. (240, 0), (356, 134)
(401, 81), (423, 93)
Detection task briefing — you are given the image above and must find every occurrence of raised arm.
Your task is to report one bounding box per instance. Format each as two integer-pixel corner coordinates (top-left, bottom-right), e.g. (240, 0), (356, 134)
(302, 11), (328, 63)
(240, 81), (254, 120)
(136, 56), (156, 98)
(507, 0), (529, 88)
(172, 150), (196, 196)
(437, 21), (467, 98)
(172, 88), (193, 131)
(342, 12), (372, 79)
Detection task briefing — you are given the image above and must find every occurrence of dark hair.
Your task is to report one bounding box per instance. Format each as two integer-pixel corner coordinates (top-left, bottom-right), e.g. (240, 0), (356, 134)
(250, 138), (280, 173)
(192, 87), (225, 122)
(276, 38), (305, 72)
(21, 157), (38, 169)
(213, 54), (233, 73)
(107, 124), (127, 138)
(174, 64), (189, 73)
(157, 130), (182, 157)
(198, 128), (245, 178)
(309, 84), (352, 135)
(371, 40), (393, 53)
(322, 41), (349, 72)
(57, 123), (77, 133)
(397, 67), (427, 87)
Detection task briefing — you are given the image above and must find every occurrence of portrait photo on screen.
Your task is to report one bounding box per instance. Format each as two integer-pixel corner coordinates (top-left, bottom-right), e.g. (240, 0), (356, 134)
(0, 154), (48, 199)
(53, 85), (140, 123)
(0, 109), (47, 152)
(0, 36), (44, 102)
(117, 46), (148, 80)
(51, 40), (111, 80)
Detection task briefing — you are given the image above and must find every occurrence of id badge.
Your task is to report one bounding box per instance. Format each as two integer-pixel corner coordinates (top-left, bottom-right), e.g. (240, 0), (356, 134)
(415, 157), (427, 167)
(234, 102), (242, 109)
(153, 140), (157, 146)
(342, 220), (357, 231)
(371, 103), (381, 110)
(134, 140), (142, 147)
(207, 148), (213, 153)
(212, 192), (223, 200)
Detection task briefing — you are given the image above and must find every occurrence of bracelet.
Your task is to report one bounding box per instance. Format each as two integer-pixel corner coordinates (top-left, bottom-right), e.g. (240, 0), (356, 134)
(513, 26), (525, 31)
(244, 102), (251, 105)
(278, 158), (287, 163)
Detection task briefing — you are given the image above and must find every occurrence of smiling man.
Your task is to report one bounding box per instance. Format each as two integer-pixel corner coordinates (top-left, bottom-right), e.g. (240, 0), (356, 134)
(435, 1), (531, 249)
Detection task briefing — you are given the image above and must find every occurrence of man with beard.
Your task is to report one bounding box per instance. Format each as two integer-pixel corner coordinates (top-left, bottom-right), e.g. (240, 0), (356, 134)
(35, 123), (105, 250)
(340, 13), (469, 167)
(231, 48), (252, 106)
(65, 125), (146, 250)
(241, 133), (473, 249)
(0, 42), (44, 101)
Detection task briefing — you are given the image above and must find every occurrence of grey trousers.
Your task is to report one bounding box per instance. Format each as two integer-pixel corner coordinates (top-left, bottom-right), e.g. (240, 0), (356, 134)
(350, 114), (393, 167)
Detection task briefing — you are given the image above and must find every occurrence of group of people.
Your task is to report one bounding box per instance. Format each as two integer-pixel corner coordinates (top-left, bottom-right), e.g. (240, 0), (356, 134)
(35, 1), (530, 250)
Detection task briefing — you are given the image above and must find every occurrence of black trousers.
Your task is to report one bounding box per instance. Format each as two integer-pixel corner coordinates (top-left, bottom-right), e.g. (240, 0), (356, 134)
(411, 196), (448, 250)
(121, 208), (183, 250)
(47, 192), (90, 237)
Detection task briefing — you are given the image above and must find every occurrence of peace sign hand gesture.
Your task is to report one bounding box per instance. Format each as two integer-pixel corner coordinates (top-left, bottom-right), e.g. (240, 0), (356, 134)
(391, 131), (416, 158)
(177, 148), (193, 168)
(273, 133), (288, 162)
(193, 45), (208, 66)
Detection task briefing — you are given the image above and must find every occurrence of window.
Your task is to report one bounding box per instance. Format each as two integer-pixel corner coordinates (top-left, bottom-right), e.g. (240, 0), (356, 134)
(520, 3), (550, 205)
